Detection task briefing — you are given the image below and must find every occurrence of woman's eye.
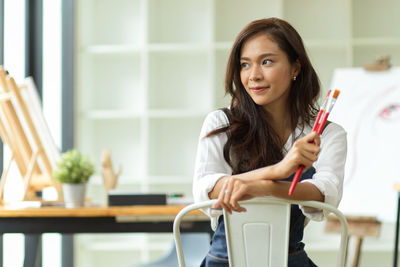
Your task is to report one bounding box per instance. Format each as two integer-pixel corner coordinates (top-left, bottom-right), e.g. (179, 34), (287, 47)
(240, 62), (249, 68)
(263, 59), (272, 65)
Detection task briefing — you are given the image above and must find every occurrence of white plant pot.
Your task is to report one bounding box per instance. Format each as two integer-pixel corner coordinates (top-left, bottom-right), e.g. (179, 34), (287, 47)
(62, 183), (86, 208)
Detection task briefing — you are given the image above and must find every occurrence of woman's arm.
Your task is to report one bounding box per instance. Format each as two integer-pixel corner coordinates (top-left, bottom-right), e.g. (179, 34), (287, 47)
(215, 123), (346, 217)
(209, 131), (320, 196)
(211, 131), (323, 213)
(193, 110), (232, 204)
(213, 176), (324, 214)
(208, 131), (320, 199)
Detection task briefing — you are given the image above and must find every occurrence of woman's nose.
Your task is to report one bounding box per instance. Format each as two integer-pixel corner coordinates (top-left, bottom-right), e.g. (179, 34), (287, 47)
(249, 65), (263, 81)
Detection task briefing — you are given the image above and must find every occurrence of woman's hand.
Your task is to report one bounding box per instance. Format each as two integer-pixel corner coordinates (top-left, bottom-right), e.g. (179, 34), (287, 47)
(213, 177), (270, 214)
(272, 131), (321, 178)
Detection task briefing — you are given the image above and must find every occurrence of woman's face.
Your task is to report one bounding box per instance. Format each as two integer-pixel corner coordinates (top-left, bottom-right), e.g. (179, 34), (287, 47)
(239, 33), (299, 112)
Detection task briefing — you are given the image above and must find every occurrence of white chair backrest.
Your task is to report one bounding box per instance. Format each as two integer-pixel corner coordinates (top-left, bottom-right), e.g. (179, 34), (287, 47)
(173, 196), (348, 267)
(224, 197), (291, 267)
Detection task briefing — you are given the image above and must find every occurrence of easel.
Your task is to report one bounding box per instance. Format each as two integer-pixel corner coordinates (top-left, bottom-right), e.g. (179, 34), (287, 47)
(0, 67), (62, 202)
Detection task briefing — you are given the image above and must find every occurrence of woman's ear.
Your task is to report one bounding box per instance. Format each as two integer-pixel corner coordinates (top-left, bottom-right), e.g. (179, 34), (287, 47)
(292, 59), (301, 77)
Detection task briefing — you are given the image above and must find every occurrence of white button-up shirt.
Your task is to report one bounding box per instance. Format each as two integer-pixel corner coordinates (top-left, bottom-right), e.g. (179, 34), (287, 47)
(193, 109), (347, 221)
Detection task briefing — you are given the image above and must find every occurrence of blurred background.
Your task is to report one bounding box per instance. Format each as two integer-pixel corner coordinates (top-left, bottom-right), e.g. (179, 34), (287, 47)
(1, 0), (399, 266)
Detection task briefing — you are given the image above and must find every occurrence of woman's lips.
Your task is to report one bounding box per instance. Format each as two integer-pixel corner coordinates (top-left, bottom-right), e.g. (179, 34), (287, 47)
(250, 86), (269, 93)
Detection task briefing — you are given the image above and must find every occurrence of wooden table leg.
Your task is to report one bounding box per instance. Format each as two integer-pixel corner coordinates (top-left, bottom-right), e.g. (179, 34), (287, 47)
(351, 237), (363, 267)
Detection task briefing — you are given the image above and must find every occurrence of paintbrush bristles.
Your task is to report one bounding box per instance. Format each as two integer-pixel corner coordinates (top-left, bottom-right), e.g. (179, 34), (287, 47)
(333, 89), (340, 98)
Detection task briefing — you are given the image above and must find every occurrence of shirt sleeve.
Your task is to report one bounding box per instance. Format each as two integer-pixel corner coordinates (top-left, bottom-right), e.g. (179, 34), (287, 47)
(300, 122), (347, 221)
(192, 110), (232, 205)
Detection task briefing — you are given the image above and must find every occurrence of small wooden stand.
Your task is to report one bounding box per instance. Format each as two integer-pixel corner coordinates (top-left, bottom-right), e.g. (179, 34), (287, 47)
(363, 55), (391, 72)
(325, 214), (381, 267)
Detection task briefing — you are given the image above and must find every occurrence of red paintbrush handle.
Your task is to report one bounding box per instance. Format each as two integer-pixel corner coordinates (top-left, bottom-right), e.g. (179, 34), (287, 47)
(289, 165), (304, 196)
(316, 112), (329, 134)
(313, 111), (323, 131)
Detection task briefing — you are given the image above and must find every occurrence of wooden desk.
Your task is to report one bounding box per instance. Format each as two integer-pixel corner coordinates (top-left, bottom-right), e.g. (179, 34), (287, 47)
(0, 204), (210, 267)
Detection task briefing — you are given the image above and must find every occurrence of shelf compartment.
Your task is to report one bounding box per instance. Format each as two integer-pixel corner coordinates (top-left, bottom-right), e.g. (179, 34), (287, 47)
(76, 118), (144, 184)
(148, 51), (212, 111)
(79, 110), (143, 120)
(77, 0), (143, 46)
(353, 0), (400, 39)
(147, 43), (211, 52)
(306, 46), (349, 92)
(147, 117), (204, 179)
(303, 39), (349, 49)
(214, 0), (281, 42)
(148, 109), (207, 118)
(214, 49), (231, 109)
(352, 44), (400, 67)
(81, 45), (143, 54)
(148, 0), (212, 44)
(283, 0), (349, 40)
(78, 53), (144, 111)
(352, 38), (400, 46)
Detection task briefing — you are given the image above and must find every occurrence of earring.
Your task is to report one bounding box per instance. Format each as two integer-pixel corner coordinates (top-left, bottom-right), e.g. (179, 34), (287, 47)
(293, 76), (297, 81)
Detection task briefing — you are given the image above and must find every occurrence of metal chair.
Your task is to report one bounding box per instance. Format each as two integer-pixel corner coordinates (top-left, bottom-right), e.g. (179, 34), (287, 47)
(174, 196), (348, 267)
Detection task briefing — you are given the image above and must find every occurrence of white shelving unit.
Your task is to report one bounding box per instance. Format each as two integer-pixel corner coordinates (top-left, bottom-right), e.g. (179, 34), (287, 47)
(74, 0), (400, 266)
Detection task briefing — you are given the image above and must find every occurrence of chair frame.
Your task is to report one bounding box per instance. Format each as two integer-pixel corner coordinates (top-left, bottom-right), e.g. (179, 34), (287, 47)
(173, 196), (348, 267)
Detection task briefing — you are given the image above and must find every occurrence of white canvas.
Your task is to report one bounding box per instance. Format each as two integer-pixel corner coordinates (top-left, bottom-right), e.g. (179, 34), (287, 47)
(329, 67), (400, 222)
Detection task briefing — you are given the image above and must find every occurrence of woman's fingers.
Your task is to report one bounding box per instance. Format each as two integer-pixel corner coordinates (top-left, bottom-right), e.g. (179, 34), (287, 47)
(304, 131), (320, 144)
(218, 181), (231, 214)
(229, 185), (248, 212)
(225, 178), (242, 213)
(304, 141), (320, 154)
(313, 133), (321, 146)
(218, 177), (250, 214)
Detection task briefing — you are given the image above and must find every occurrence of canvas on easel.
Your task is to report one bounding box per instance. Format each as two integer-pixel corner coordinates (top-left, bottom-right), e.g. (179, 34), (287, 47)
(0, 67), (62, 202)
(329, 67), (400, 222)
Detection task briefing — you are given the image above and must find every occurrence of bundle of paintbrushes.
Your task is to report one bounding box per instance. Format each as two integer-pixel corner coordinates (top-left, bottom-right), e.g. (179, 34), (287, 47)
(288, 89), (340, 196)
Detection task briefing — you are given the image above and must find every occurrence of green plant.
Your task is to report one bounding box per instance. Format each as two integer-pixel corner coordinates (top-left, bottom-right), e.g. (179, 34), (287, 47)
(53, 149), (95, 184)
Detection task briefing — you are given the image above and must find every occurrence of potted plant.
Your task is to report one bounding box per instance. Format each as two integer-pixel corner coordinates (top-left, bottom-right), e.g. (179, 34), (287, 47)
(53, 149), (95, 208)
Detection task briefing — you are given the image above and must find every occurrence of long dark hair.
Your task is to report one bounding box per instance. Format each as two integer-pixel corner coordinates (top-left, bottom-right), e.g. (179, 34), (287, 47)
(208, 18), (320, 175)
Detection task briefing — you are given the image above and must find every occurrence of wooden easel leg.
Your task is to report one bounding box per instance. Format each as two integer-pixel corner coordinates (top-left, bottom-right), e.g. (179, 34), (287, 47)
(23, 151), (39, 201)
(0, 153), (15, 201)
(394, 192), (400, 267)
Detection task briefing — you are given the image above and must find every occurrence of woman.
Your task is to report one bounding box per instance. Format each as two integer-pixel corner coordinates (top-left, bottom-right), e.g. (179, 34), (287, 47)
(193, 18), (347, 266)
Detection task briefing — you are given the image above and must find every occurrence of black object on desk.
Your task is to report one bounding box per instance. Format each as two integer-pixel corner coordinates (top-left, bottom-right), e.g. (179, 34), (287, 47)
(108, 191), (167, 206)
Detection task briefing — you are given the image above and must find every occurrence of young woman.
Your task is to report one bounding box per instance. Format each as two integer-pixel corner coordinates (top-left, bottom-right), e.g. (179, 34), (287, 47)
(193, 18), (347, 266)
